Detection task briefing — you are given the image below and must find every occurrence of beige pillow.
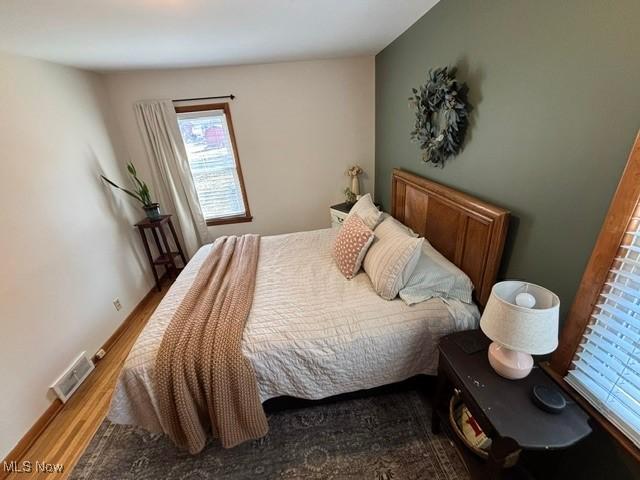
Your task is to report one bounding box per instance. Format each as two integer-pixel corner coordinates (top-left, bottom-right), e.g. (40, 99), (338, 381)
(363, 216), (424, 300)
(347, 193), (382, 230)
(379, 212), (420, 237)
(332, 214), (375, 279)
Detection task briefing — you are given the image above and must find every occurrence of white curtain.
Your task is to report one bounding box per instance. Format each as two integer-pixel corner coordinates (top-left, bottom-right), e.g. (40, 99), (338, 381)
(134, 100), (210, 257)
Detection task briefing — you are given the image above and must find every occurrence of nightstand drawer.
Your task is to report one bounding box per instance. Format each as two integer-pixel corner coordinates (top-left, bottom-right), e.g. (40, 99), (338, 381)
(330, 208), (348, 228)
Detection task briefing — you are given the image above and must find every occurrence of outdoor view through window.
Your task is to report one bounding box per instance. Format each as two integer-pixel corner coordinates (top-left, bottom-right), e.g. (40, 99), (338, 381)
(176, 106), (248, 222)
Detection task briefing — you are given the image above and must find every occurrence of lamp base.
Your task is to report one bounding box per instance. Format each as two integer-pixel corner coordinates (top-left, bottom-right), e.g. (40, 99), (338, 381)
(487, 342), (533, 380)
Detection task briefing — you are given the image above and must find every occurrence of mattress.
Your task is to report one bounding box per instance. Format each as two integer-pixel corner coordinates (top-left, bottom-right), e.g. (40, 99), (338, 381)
(108, 228), (479, 432)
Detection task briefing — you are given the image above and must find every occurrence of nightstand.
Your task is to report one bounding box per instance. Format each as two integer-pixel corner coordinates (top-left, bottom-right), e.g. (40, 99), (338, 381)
(329, 202), (353, 228)
(330, 200), (381, 228)
(432, 329), (592, 480)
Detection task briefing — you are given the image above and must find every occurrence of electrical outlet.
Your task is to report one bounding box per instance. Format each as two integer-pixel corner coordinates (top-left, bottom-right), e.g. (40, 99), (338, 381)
(95, 348), (106, 360)
(113, 298), (122, 311)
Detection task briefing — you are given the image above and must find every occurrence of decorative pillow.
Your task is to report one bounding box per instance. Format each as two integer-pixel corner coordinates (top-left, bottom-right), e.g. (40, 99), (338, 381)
(347, 193), (383, 231)
(332, 214), (375, 279)
(363, 216), (424, 300)
(399, 240), (474, 305)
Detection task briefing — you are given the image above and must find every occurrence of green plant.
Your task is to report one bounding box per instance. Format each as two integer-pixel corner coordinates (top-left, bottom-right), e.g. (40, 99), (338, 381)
(344, 187), (357, 204)
(101, 162), (154, 207)
(409, 66), (471, 167)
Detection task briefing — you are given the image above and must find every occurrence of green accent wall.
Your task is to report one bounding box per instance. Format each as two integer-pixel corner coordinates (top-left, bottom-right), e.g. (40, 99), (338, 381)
(376, 0), (640, 322)
(375, 1), (640, 477)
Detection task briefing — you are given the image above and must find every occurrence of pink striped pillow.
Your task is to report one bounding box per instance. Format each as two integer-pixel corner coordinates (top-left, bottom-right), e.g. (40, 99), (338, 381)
(332, 214), (375, 279)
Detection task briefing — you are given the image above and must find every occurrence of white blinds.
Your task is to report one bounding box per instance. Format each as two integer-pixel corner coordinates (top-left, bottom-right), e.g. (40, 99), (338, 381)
(566, 204), (640, 448)
(176, 109), (246, 220)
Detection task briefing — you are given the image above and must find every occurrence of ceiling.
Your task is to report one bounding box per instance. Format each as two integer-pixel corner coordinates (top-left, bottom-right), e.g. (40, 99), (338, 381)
(0, 0), (438, 71)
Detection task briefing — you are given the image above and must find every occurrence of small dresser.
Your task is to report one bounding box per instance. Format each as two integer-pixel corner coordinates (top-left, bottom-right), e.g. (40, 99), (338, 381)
(329, 202), (353, 227)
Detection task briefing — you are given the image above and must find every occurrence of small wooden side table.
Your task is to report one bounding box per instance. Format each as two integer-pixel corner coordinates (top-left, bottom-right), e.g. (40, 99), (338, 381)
(135, 214), (187, 291)
(432, 329), (592, 480)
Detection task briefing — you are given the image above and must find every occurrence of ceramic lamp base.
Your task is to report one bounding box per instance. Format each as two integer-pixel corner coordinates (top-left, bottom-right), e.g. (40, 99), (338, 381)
(487, 342), (533, 380)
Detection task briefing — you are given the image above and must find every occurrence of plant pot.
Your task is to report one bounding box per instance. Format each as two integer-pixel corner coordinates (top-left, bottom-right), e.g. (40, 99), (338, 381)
(143, 203), (161, 221)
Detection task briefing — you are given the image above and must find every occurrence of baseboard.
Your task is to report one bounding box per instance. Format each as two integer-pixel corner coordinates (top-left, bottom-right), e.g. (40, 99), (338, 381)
(0, 400), (63, 480)
(0, 279), (164, 479)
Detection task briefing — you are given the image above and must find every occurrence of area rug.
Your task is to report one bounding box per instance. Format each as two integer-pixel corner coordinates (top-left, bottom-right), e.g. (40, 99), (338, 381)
(70, 389), (469, 479)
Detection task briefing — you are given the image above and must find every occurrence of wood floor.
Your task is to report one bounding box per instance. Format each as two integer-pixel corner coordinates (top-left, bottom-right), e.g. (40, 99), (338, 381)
(5, 281), (169, 480)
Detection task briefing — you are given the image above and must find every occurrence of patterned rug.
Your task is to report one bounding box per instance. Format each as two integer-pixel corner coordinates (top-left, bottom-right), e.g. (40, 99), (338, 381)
(70, 389), (468, 480)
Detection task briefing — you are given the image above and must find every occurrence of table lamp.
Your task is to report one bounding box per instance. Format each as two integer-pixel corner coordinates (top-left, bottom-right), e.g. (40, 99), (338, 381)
(480, 281), (560, 380)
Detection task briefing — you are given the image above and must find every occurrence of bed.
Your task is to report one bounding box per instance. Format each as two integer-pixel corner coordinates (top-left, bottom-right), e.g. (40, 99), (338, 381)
(108, 169), (509, 436)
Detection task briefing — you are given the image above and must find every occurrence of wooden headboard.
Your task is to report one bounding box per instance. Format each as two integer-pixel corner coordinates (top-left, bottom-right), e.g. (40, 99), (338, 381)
(391, 169), (510, 307)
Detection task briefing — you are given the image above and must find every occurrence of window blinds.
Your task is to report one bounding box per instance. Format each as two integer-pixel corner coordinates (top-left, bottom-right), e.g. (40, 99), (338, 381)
(177, 109), (246, 220)
(565, 203), (640, 448)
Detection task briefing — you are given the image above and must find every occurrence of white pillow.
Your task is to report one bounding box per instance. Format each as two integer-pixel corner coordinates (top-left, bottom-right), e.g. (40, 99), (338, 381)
(399, 240), (474, 305)
(378, 212), (419, 237)
(363, 216), (423, 300)
(347, 193), (382, 231)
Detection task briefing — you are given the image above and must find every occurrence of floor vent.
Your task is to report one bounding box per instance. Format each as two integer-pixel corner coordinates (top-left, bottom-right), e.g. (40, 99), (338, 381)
(50, 352), (95, 403)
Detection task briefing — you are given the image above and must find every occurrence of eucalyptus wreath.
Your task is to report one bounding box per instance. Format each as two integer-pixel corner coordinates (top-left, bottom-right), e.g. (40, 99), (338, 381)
(409, 66), (471, 167)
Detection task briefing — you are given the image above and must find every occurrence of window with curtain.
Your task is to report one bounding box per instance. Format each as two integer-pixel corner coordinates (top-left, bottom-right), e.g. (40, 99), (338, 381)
(175, 103), (251, 226)
(552, 132), (640, 459)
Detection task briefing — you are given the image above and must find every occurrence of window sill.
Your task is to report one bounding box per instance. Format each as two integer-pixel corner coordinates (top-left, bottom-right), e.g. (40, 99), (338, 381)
(206, 214), (253, 227)
(541, 362), (640, 463)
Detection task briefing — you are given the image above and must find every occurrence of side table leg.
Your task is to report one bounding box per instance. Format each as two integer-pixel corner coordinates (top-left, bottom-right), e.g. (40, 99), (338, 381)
(158, 224), (177, 278)
(167, 218), (187, 267)
(486, 436), (520, 480)
(138, 228), (161, 292)
(431, 363), (447, 434)
(151, 227), (163, 257)
(151, 227), (167, 280)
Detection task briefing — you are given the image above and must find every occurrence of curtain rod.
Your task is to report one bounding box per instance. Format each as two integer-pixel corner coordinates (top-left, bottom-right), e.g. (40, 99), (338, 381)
(173, 94), (235, 102)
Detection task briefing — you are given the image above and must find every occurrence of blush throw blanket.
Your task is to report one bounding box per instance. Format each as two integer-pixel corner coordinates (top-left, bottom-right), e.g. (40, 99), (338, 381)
(154, 234), (268, 453)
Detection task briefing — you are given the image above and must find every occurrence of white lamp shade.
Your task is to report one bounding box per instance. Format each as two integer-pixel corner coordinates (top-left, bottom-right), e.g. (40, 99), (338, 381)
(480, 281), (560, 355)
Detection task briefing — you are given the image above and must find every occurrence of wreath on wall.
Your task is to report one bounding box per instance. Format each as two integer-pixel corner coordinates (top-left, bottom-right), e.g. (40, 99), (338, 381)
(409, 66), (471, 167)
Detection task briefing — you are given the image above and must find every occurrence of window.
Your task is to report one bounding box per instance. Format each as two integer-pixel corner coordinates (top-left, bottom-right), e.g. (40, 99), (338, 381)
(552, 132), (640, 459)
(565, 204), (640, 447)
(175, 103), (251, 225)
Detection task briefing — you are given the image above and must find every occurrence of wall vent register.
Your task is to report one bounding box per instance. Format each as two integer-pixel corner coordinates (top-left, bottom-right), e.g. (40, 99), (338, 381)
(50, 352), (95, 403)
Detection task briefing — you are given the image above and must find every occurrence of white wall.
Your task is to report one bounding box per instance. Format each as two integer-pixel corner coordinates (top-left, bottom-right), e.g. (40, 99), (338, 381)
(103, 57), (375, 238)
(0, 52), (151, 458)
(0, 54), (374, 459)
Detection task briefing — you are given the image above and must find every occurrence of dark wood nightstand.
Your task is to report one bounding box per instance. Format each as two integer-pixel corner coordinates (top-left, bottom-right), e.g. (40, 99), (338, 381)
(432, 330), (592, 480)
(135, 214), (187, 291)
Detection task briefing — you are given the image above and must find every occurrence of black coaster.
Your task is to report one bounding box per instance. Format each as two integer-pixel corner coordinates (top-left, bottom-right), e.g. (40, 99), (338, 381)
(532, 384), (567, 414)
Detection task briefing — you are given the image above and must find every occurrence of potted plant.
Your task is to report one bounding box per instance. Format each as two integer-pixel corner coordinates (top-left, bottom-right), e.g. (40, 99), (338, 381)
(344, 187), (357, 204)
(101, 163), (161, 221)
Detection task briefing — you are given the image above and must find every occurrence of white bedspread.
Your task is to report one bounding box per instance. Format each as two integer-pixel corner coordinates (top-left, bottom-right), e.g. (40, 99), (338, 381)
(108, 228), (478, 432)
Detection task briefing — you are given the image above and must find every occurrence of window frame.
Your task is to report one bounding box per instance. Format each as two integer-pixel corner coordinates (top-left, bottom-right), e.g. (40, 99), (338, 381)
(174, 102), (252, 226)
(549, 131), (640, 461)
